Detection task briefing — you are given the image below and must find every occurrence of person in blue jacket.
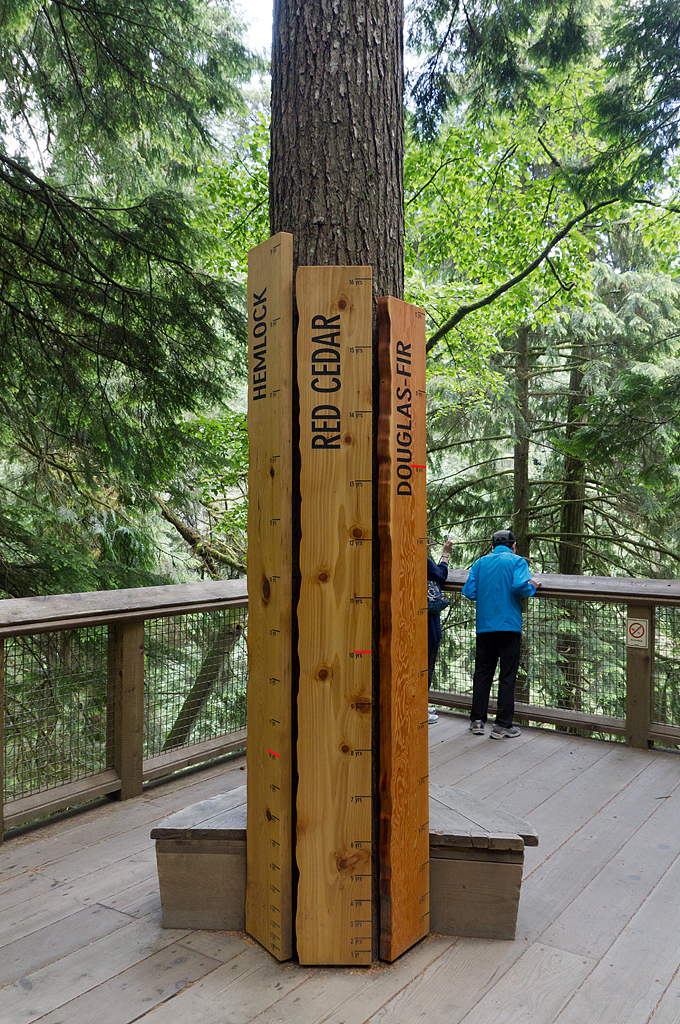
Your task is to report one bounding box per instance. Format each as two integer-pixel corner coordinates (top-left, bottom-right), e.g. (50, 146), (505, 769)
(462, 529), (541, 739)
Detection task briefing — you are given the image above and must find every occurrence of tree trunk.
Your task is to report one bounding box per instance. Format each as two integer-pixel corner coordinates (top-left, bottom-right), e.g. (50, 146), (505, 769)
(270, 0), (404, 301)
(513, 325), (531, 559)
(512, 325), (532, 704)
(557, 362), (586, 713)
(162, 623), (242, 751)
(269, 2), (404, 961)
(558, 363), (586, 577)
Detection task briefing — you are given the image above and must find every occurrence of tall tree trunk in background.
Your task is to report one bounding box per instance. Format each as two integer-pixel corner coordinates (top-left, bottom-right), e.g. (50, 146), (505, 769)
(269, 2), (404, 960)
(512, 325), (532, 704)
(270, 0), (404, 300)
(558, 362), (586, 577)
(513, 326), (531, 559)
(162, 622), (242, 750)
(557, 361), (586, 713)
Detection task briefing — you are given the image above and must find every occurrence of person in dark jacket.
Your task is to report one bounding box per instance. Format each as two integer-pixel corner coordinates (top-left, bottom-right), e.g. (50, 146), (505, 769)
(427, 537), (453, 720)
(462, 529), (541, 739)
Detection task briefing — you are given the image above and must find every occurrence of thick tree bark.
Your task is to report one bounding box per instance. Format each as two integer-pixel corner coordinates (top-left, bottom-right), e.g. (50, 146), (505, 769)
(270, 0), (404, 300)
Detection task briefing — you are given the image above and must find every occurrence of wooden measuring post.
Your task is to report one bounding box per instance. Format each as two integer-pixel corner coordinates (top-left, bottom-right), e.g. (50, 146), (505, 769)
(245, 233), (295, 961)
(377, 296), (429, 961)
(296, 266), (374, 966)
(625, 603), (654, 749)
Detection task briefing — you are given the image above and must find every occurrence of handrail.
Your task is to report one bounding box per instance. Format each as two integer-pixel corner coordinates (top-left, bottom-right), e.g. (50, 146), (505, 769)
(2, 568), (678, 637)
(0, 581), (250, 839)
(436, 567), (677, 752)
(445, 568), (680, 605)
(2, 569), (678, 841)
(0, 579), (249, 637)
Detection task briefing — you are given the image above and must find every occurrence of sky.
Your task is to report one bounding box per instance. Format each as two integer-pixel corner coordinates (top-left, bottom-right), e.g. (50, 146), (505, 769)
(238, 0), (273, 54)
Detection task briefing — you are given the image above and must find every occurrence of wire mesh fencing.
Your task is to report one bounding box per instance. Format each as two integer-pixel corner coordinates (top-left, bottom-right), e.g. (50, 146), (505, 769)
(431, 592), (628, 724)
(653, 605), (680, 727)
(144, 606), (248, 757)
(3, 627), (111, 804)
(3, 605), (249, 808)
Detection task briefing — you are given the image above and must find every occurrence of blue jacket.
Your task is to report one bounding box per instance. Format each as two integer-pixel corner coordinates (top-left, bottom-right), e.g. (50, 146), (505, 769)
(461, 546), (536, 633)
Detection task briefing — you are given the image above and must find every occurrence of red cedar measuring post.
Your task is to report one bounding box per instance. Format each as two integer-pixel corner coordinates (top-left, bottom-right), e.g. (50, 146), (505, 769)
(296, 266), (374, 965)
(246, 233), (295, 960)
(377, 296), (430, 961)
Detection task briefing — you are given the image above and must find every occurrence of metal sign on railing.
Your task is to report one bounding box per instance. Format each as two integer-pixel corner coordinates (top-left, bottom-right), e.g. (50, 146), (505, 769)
(627, 617), (649, 648)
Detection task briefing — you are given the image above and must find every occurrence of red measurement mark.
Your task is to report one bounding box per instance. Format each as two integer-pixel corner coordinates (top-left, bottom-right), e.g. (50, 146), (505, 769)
(268, 749), (281, 757)
(411, 465), (426, 468)
(354, 650), (372, 654)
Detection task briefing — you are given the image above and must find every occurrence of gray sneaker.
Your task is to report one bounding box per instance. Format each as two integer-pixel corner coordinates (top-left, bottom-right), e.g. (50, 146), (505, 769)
(490, 724), (521, 740)
(469, 719), (484, 735)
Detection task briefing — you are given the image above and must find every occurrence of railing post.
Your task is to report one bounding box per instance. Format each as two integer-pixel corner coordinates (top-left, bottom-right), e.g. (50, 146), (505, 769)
(0, 637), (4, 844)
(108, 620), (145, 799)
(625, 603), (654, 749)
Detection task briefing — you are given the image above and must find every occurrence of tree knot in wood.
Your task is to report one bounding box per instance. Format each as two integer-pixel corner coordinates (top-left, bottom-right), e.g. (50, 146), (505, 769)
(318, 571), (330, 583)
(335, 848), (369, 876)
(341, 743), (351, 754)
(352, 527), (363, 538)
(262, 576), (271, 603)
(317, 667), (331, 681)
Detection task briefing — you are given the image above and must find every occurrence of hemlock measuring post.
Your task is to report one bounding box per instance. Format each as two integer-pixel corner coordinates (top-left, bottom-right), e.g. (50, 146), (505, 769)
(246, 234), (295, 961)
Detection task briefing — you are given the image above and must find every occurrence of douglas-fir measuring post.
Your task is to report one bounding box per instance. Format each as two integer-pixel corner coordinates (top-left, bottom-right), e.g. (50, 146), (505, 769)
(246, 233), (295, 960)
(377, 296), (430, 961)
(295, 266), (374, 965)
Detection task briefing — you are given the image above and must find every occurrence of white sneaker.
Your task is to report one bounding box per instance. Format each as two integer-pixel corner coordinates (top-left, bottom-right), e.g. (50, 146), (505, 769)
(428, 711), (439, 724)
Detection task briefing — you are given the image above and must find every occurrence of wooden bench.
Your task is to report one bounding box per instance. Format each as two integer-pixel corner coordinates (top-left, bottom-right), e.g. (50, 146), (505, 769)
(428, 782), (538, 940)
(151, 784), (538, 941)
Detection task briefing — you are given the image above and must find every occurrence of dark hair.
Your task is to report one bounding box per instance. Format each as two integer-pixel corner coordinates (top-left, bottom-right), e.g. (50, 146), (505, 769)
(492, 529), (516, 549)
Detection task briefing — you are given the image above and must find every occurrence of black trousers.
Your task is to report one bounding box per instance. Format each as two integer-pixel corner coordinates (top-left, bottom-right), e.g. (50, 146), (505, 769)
(427, 637), (440, 688)
(470, 631), (521, 728)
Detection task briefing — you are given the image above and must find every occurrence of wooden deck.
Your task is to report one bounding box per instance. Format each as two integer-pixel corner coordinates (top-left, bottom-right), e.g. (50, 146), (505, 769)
(2, 712), (680, 1024)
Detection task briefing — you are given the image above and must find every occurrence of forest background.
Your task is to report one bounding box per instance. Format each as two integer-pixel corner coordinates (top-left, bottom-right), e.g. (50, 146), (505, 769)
(2, 0), (680, 602)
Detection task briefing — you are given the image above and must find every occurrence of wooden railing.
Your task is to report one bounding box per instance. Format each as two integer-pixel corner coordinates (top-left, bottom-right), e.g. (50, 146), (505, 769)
(0, 581), (248, 839)
(433, 569), (680, 750)
(2, 569), (679, 840)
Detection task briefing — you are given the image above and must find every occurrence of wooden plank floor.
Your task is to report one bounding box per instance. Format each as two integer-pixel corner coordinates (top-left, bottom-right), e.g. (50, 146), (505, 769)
(2, 714), (680, 1023)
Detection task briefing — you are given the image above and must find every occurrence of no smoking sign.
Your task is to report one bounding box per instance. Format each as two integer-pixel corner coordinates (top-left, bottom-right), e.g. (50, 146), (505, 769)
(626, 618), (649, 648)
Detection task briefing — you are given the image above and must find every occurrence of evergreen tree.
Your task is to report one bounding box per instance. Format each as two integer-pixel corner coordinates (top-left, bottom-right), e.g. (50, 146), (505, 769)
(0, 0), (257, 597)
